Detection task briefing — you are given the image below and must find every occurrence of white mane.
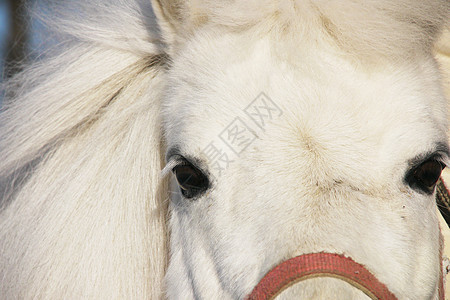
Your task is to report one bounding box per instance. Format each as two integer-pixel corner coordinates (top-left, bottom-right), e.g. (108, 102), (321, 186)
(0, 1), (169, 297)
(0, 0), (449, 298)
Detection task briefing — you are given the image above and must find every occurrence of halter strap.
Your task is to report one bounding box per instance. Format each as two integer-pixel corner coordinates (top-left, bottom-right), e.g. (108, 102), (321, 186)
(436, 178), (450, 300)
(437, 179), (450, 228)
(246, 252), (397, 300)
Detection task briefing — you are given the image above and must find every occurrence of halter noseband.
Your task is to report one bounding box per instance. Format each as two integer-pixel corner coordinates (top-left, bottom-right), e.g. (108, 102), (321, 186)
(246, 253), (397, 300)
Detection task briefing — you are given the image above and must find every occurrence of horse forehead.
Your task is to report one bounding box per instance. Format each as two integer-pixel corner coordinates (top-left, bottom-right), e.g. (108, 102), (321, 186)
(165, 40), (440, 147)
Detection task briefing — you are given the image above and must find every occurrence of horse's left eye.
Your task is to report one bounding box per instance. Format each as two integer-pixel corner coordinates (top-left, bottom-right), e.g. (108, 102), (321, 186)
(406, 159), (445, 194)
(173, 162), (209, 199)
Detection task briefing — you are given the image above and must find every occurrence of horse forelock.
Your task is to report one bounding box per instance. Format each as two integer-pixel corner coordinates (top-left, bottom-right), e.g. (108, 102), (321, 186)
(160, 0), (449, 62)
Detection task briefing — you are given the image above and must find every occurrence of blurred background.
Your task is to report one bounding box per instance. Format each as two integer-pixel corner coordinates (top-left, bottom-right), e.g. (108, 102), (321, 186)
(0, 0), (50, 104)
(0, 0), (10, 80)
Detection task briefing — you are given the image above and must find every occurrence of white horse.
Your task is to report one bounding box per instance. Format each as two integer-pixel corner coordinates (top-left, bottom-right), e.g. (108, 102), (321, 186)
(1, 0), (449, 299)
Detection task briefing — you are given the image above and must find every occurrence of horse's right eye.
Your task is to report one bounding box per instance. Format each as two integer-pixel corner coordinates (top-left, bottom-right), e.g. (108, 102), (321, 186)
(173, 162), (209, 199)
(406, 159), (445, 194)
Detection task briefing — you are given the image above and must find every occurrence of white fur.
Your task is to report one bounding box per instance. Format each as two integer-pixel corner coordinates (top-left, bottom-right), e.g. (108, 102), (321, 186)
(0, 0), (449, 299)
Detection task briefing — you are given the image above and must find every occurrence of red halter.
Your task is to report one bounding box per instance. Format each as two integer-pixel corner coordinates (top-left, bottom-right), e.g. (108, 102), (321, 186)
(246, 251), (445, 299)
(246, 252), (445, 300)
(246, 252), (397, 300)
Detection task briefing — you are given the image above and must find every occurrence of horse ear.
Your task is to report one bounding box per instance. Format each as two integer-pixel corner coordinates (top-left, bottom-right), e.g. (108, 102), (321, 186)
(151, 0), (205, 51)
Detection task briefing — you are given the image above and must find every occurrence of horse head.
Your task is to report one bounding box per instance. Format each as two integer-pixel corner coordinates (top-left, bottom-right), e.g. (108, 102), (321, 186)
(0, 0), (449, 299)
